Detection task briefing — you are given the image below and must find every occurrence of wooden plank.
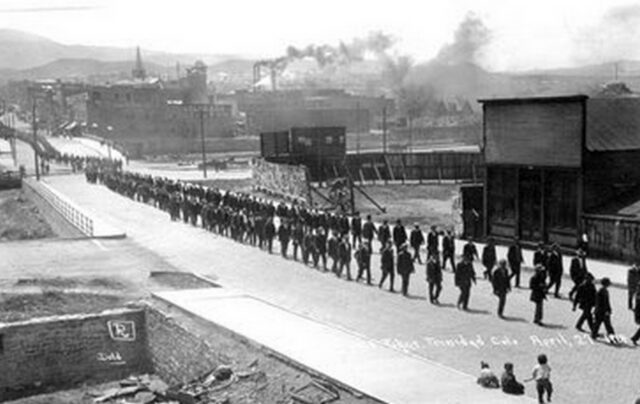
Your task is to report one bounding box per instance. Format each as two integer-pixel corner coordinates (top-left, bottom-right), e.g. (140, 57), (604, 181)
(384, 154), (395, 182)
(373, 163), (383, 182)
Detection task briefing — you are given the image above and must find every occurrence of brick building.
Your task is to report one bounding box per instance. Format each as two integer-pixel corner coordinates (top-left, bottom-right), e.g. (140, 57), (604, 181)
(227, 89), (389, 134)
(478, 91), (640, 256)
(86, 54), (234, 157)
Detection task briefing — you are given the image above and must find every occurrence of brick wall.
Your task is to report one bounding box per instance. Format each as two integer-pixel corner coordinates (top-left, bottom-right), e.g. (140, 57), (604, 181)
(0, 308), (151, 397)
(145, 306), (222, 386)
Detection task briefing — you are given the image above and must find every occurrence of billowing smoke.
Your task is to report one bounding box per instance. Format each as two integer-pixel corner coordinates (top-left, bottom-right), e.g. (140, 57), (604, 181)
(285, 31), (396, 67)
(435, 12), (491, 65)
(573, 4), (640, 65)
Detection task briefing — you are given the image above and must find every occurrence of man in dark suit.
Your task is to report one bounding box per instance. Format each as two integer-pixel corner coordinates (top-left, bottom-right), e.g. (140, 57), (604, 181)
(573, 273), (596, 333)
(410, 224), (425, 264)
(533, 242), (548, 269)
(507, 238), (524, 288)
(455, 255), (476, 310)
(337, 235), (352, 280)
(351, 212), (362, 248)
(378, 220), (391, 251)
(379, 240), (395, 292)
(427, 225), (439, 258)
(529, 266), (547, 325)
(546, 243), (564, 298)
(462, 239), (479, 262)
(592, 278), (616, 342)
(397, 243), (414, 297)
(355, 241), (372, 284)
(393, 219), (407, 250)
(482, 238), (497, 281)
(263, 216), (276, 254)
(426, 254), (442, 304)
(277, 220), (291, 258)
(442, 229), (456, 272)
(492, 259), (511, 317)
(569, 249), (588, 301)
(362, 214), (377, 246)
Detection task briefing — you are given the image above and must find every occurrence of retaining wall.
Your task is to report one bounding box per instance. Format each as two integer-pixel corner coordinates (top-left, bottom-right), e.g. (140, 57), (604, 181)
(0, 308), (151, 398)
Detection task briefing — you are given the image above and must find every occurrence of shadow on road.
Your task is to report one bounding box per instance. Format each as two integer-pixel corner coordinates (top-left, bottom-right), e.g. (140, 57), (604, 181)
(501, 315), (528, 323)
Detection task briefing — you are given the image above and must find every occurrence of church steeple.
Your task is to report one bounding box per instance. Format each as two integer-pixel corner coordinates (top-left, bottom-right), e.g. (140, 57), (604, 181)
(132, 46), (146, 80)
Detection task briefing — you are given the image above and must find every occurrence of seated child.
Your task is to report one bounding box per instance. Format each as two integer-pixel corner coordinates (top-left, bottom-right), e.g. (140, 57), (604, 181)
(477, 361), (500, 388)
(501, 362), (525, 395)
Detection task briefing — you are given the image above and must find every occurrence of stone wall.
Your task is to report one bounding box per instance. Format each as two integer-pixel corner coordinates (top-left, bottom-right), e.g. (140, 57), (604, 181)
(145, 306), (222, 386)
(0, 308), (151, 397)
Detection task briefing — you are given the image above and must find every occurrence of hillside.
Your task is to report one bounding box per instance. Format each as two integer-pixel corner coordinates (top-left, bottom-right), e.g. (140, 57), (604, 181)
(0, 29), (239, 70)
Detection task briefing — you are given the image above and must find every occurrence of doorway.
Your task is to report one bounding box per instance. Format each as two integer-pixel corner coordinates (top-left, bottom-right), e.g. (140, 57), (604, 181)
(519, 169), (542, 241)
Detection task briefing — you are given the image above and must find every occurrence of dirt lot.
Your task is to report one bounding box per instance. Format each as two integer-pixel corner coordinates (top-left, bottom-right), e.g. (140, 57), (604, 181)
(0, 189), (55, 241)
(355, 183), (458, 229)
(195, 177), (459, 230)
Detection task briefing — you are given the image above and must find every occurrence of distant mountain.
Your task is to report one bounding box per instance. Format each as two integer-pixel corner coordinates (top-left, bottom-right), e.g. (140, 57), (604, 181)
(515, 60), (640, 78)
(14, 58), (174, 81)
(0, 29), (240, 70)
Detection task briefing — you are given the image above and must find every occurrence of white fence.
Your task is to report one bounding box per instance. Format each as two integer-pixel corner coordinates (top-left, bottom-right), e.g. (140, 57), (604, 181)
(24, 178), (94, 237)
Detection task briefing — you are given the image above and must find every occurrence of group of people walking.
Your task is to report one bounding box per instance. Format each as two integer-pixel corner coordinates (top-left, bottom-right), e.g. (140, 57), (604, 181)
(86, 164), (640, 346)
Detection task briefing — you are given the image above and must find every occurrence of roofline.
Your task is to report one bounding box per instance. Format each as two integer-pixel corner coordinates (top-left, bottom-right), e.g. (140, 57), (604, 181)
(477, 94), (589, 104)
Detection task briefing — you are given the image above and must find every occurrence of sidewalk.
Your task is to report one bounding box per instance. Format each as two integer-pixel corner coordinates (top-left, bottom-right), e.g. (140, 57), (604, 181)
(462, 242), (629, 289)
(154, 287), (534, 404)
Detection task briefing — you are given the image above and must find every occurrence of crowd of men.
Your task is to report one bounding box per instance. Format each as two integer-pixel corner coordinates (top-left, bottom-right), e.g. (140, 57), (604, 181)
(86, 165), (640, 346)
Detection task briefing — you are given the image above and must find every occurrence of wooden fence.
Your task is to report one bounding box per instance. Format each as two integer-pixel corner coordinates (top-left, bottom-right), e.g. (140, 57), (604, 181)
(306, 151), (484, 183)
(582, 213), (640, 262)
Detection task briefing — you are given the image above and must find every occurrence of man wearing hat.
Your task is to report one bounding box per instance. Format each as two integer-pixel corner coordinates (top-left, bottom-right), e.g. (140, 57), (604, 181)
(393, 219), (408, 250)
(546, 243), (564, 298)
(442, 229), (456, 272)
(397, 242), (414, 297)
(482, 237), (497, 281)
(379, 240), (395, 292)
(426, 253), (443, 304)
(573, 273), (596, 333)
(455, 254), (476, 310)
(569, 249), (588, 302)
(529, 265), (547, 325)
(507, 238), (524, 288)
(410, 224), (425, 264)
(492, 259), (511, 317)
(592, 277), (616, 342)
(427, 225), (439, 259)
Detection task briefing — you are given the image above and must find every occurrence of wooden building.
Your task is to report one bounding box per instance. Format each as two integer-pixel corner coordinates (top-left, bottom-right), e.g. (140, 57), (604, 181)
(479, 93), (640, 250)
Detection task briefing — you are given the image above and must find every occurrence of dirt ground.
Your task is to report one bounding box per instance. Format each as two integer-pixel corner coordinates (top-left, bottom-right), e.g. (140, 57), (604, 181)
(194, 177), (459, 230)
(355, 183), (458, 229)
(0, 189), (55, 241)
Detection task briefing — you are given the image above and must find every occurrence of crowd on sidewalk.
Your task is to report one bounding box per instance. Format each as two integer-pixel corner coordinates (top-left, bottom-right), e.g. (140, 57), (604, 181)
(87, 166), (640, 348)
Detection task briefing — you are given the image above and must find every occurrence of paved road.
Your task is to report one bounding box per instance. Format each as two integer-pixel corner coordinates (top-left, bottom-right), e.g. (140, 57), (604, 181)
(36, 175), (640, 403)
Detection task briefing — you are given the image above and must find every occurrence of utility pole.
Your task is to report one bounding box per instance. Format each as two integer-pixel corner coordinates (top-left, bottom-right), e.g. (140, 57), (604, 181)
(382, 101), (387, 154)
(356, 101), (361, 154)
(31, 96), (40, 180)
(199, 106), (207, 179)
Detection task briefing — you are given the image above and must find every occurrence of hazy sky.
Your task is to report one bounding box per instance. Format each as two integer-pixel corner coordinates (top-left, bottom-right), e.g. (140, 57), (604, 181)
(0, 0), (639, 71)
